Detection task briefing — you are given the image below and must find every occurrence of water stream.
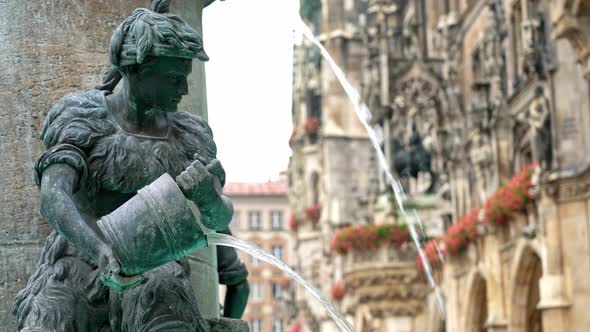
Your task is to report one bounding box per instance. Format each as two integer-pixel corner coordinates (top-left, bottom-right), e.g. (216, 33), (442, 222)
(292, 13), (446, 318)
(207, 232), (353, 332)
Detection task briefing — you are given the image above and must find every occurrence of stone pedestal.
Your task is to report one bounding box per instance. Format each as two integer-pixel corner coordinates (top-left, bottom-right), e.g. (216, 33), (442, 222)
(537, 274), (570, 331)
(207, 318), (249, 332)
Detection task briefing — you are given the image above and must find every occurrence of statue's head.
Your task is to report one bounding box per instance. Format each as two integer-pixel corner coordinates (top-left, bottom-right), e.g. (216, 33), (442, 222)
(109, 0), (208, 113)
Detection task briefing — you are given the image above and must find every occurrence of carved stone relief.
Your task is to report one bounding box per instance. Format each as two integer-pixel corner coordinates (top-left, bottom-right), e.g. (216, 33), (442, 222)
(389, 71), (448, 195)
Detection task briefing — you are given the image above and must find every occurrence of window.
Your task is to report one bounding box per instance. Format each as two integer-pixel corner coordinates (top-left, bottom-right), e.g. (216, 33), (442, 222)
(230, 210), (240, 229)
(251, 319), (262, 332)
(271, 283), (283, 299)
(471, 46), (483, 82)
(310, 172), (320, 205)
(251, 282), (262, 300)
(248, 211), (261, 230)
(270, 211), (283, 230)
(272, 318), (284, 332)
(271, 245), (283, 261)
(511, 2), (524, 84)
(250, 254), (261, 267)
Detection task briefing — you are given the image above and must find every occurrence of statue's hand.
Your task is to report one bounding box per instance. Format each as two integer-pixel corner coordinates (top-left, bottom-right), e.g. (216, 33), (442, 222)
(176, 158), (221, 205)
(97, 243), (120, 275)
(97, 243), (143, 291)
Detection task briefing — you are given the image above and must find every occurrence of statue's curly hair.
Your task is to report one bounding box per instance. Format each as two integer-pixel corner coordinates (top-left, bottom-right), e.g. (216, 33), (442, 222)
(96, 0), (208, 92)
(109, 0), (208, 68)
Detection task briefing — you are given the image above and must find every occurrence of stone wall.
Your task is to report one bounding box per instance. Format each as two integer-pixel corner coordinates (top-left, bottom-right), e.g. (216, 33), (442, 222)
(0, 0), (212, 329)
(322, 138), (376, 226)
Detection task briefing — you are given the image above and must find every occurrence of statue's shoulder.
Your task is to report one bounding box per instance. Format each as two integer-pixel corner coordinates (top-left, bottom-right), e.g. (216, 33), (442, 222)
(169, 111), (211, 135)
(168, 111), (217, 161)
(40, 89), (112, 149)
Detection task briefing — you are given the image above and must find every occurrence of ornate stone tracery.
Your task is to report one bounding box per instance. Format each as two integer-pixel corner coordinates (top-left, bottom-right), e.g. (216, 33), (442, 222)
(344, 266), (429, 318)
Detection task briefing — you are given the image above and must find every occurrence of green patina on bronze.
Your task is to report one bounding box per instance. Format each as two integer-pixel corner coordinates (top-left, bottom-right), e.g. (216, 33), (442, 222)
(12, 1), (249, 330)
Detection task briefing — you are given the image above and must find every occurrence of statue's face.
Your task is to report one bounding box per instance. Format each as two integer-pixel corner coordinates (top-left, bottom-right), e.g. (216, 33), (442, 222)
(127, 57), (193, 113)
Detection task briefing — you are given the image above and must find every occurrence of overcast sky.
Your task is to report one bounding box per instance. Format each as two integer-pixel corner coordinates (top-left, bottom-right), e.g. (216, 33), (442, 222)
(203, 1), (298, 183)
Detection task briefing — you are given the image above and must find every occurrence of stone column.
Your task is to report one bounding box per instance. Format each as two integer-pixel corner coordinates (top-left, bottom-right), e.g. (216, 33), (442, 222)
(170, 0), (220, 319)
(483, 234), (508, 332)
(379, 8), (390, 193)
(172, 0), (209, 119)
(0, 2), (140, 329)
(0, 1), (218, 330)
(536, 191), (569, 331)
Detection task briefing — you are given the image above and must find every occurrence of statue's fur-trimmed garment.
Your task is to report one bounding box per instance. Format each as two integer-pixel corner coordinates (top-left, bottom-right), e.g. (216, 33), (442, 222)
(13, 89), (221, 332)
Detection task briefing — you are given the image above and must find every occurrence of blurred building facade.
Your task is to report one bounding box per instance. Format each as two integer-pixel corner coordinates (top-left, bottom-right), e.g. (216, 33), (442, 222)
(223, 180), (294, 332)
(289, 0), (590, 331)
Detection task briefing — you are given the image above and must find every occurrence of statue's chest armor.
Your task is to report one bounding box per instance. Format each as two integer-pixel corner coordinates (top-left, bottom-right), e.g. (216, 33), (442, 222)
(87, 126), (194, 194)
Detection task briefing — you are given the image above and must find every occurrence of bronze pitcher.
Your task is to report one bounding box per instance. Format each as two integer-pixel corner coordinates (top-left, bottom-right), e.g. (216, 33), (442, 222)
(97, 173), (207, 277)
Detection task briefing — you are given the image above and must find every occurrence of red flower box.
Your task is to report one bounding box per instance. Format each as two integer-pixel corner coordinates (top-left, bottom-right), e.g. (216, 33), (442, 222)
(305, 204), (321, 224)
(304, 117), (320, 134)
(482, 163), (535, 226)
(442, 208), (479, 255)
(331, 223), (411, 255)
(439, 163), (537, 258)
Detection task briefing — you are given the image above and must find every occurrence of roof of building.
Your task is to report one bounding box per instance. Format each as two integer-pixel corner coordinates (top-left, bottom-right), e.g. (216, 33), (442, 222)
(223, 180), (288, 196)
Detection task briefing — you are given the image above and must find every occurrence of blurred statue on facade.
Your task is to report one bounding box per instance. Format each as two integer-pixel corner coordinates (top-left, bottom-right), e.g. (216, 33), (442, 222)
(526, 86), (553, 169)
(391, 107), (438, 193)
(521, 5), (552, 79)
(469, 131), (494, 205)
(12, 1), (248, 331)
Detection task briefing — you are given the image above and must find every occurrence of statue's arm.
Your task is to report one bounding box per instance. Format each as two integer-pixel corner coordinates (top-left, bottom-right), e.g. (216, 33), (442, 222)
(200, 176), (234, 231)
(39, 163), (119, 274)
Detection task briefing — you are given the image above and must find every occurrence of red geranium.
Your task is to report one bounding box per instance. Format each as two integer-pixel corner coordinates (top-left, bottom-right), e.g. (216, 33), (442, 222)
(331, 223), (411, 255)
(288, 322), (302, 332)
(417, 239), (444, 272)
(331, 279), (346, 300)
(440, 163), (537, 257)
(442, 208), (480, 255)
(483, 163), (535, 226)
(288, 214), (298, 231)
(305, 204), (321, 224)
(304, 117), (320, 134)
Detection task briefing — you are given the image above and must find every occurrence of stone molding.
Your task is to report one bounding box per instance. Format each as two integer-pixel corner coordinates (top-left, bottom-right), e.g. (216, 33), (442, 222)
(536, 275), (571, 310)
(343, 262), (429, 318)
(545, 161), (590, 202)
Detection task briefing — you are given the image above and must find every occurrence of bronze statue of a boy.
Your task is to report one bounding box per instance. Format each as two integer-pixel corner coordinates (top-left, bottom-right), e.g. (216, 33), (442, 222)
(12, 1), (248, 331)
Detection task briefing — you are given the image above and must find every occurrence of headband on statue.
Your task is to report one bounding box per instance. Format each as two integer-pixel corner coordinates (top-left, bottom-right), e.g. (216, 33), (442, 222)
(117, 38), (205, 67)
(110, 0), (209, 68)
